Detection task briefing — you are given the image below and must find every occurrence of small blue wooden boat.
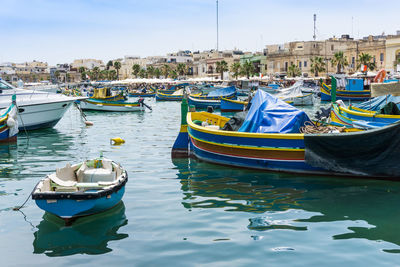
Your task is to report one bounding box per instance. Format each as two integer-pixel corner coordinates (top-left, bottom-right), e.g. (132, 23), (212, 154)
(220, 98), (247, 112)
(187, 86), (236, 109)
(0, 95), (18, 143)
(32, 157), (128, 222)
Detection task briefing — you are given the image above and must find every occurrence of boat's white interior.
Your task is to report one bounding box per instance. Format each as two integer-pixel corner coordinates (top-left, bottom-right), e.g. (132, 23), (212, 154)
(37, 158), (124, 193)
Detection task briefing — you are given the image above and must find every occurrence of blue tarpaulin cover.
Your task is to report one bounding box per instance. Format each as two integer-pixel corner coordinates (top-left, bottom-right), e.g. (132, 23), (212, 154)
(207, 86), (236, 97)
(354, 95), (400, 111)
(238, 89), (311, 133)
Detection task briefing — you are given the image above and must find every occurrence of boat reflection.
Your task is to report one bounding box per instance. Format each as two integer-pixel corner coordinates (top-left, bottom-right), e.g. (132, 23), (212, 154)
(33, 201), (128, 257)
(173, 158), (400, 247)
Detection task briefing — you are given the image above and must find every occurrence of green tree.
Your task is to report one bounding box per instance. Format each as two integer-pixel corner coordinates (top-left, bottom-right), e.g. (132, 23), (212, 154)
(357, 53), (376, 71)
(176, 63), (187, 76)
(216, 60), (228, 80)
(230, 62), (241, 80)
(138, 68), (147, 78)
(310, 56), (326, 77)
(92, 67), (100, 81)
(154, 68), (161, 78)
(169, 69), (178, 79)
(147, 66), (155, 78)
(332, 51), (348, 74)
(287, 64), (301, 77)
(240, 60), (255, 79)
(162, 64), (171, 78)
(109, 70), (117, 80)
(132, 64), (141, 77)
(113, 61), (121, 80)
(106, 60), (113, 70)
(54, 70), (60, 82)
(78, 67), (86, 81)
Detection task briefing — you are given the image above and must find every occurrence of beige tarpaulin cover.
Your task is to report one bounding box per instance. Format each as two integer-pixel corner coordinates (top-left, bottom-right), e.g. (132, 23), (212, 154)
(371, 82), (400, 97)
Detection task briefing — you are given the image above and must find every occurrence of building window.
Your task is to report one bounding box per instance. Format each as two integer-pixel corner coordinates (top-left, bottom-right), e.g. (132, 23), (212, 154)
(373, 56), (376, 63)
(352, 57), (355, 64)
(285, 62), (288, 71)
(380, 53), (384, 62)
(299, 62), (302, 68)
(304, 61), (307, 67)
(331, 45), (334, 51)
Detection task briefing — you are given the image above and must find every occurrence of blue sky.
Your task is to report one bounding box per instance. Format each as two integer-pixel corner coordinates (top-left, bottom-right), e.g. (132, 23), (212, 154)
(1, 0), (399, 65)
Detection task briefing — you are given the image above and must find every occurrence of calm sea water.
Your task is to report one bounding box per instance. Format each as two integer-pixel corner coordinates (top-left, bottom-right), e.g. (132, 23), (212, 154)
(1, 98), (400, 266)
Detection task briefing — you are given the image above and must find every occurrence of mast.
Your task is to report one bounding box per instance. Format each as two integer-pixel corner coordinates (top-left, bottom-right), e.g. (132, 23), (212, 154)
(216, 0), (219, 51)
(313, 14), (316, 41)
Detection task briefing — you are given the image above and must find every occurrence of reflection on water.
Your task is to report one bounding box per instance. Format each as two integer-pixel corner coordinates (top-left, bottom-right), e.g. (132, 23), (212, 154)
(173, 158), (400, 249)
(33, 201), (128, 257)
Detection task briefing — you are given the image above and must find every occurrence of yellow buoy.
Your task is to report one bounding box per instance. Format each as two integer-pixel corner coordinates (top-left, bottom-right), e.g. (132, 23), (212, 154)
(111, 137), (125, 145)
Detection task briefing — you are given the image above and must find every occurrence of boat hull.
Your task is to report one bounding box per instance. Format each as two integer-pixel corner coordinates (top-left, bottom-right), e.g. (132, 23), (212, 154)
(182, 110), (400, 178)
(34, 186), (125, 219)
(220, 98), (246, 112)
(156, 93), (183, 101)
(284, 93), (314, 106)
(16, 101), (73, 130)
(80, 100), (144, 111)
(188, 96), (221, 109)
(321, 84), (371, 101)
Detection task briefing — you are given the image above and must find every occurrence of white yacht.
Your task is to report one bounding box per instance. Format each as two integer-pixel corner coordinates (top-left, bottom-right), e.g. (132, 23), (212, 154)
(0, 79), (86, 130)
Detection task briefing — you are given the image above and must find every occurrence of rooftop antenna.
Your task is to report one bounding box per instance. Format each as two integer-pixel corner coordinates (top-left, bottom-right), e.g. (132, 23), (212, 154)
(313, 14), (317, 40)
(216, 0), (219, 52)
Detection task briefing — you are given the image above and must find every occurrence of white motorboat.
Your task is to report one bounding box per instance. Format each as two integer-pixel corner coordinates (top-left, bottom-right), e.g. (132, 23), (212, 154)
(0, 79), (86, 130)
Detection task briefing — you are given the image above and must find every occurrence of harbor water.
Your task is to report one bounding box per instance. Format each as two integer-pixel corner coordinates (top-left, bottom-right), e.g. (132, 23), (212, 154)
(1, 98), (400, 266)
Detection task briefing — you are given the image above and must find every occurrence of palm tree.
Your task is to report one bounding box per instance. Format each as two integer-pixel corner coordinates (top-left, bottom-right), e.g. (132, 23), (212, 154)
(132, 64), (141, 77)
(113, 61), (121, 80)
(154, 68), (161, 78)
(78, 67), (86, 81)
(106, 60), (113, 70)
(216, 60), (228, 80)
(287, 64), (301, 77)
(169, 69), (178, 79)
(357, 53), (376, 71)
(109, 70), (117, 80)
(230, 62), (241, 80)
(332, 51), (348, 74)
(92, 67), (100, 81)
(310, 56), (326, 77)
(147, 66), (155, 78)
(162, 64), (171, 78)
(241, 60), (255, 79)
(176, 63), (186, 76)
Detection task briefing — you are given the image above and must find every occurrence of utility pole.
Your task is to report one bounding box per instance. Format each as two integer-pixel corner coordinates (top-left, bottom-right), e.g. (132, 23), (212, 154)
(313, 14), (316, 41)
(216, 0), (219, 52)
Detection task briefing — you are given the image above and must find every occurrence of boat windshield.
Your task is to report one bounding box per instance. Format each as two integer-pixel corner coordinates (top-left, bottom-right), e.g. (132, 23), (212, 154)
(0, 80), (15, 90)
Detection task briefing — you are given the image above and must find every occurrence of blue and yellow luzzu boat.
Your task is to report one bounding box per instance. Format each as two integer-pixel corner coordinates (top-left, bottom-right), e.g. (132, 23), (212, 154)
(173, 90), (400, 178)
(156, 89), (185, 101)
(0, 95), (18, 143)
(80, 98), (147, 112)
(335, 104), (400, 125)
(187, 86), (237, 109)
(32, 157), (128, 223)
(321, 82), (370, 101)
(128, 87), (156, 97)
(220, 98), (247, 112)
